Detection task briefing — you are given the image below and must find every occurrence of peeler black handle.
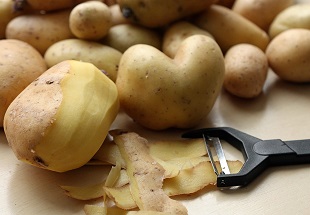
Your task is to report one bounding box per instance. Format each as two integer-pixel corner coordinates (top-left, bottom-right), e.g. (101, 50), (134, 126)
(217, 139), (310, 187)
(182, 127), (310, 187)
(253, 139), (310, 165)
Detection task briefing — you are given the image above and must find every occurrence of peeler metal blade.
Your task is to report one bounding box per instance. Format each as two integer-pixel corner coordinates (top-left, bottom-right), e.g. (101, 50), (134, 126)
(203, 135), (230, 175)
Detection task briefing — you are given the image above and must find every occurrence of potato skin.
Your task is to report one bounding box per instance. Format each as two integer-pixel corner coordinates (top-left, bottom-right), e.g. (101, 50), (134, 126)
(69, 1), (112, 40)
(266, 29), (310, 83)
(162, 21), (213, 58)
(4, 62), (64, 164)
(44, 39), (122, 82)
(224, 43), (268, 98)
(0, 39), (47, 126)
(118, 0), (217, 28)
(5, 10), (73, 54)
(194, 4), (270, 53)
(232, 0), (293, 31)
(269, 4), (310, 39)
(102, 23), (162, 53)
(116, 35), (225, 130)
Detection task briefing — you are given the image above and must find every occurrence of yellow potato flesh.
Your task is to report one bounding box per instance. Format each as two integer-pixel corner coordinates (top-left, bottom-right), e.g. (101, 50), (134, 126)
(61, 182), (105, 201)
(104, 185), (136, 210)
(149, 138), (207, 160)
(34, 61), (119, 172)
(93, 139), (126, 167)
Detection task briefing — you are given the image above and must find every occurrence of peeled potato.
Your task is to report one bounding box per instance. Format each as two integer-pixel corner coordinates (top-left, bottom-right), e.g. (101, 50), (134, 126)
(4, 60), (119, 172)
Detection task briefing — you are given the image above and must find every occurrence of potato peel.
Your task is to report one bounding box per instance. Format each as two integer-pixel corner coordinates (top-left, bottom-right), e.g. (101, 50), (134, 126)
(84, 204), (106, 215)
(149, 138), (207, 160)
(60, 182), (105, 201)
(113, 132), (188, 215)
(163, 160), (243, 196)
(60, 131), (243, 214)
(104, 185), (137, 210)
(102, 160), (243, 209)
(92, 139), (126, 167)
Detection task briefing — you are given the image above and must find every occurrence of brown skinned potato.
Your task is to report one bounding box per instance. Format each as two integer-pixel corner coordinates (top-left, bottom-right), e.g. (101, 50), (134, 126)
(0, 39), (47, 126)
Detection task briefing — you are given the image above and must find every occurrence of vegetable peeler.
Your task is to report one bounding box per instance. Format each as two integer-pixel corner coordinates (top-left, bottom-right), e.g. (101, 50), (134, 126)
(182, 127), (310, 187)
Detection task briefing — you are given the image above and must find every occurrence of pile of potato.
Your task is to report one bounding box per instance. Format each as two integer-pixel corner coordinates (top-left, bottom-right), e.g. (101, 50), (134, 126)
(1, 0), (310, 214)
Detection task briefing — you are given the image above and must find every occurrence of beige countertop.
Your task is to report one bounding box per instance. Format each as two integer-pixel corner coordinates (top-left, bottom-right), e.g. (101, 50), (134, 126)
(1, 69), (310, 215)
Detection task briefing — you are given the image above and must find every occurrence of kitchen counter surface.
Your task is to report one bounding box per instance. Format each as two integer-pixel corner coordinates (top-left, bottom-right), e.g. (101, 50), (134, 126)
(1, 70), (310, 215)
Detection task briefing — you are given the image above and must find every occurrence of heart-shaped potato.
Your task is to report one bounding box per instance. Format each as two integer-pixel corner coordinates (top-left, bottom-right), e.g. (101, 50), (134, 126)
(116, 35), (225, 130)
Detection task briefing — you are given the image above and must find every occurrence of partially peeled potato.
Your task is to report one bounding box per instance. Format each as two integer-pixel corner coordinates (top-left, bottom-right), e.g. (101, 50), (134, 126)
(4, 60), (119, 172)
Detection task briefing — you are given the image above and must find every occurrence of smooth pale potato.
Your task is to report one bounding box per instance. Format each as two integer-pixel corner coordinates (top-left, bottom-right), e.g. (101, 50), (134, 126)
(163, 21), (214, 58)
(69, 1), (112, 40)
(193, 4), (270, 53)
(44, 38), (122, 82)
(102, 23), (161, 53)
(118, 0), (217, 28)
(224, 43), (268, 98)
(269, 3), (310, 39)
(6, 10), (73, 55)
(0, 39), (47, 126)
(232, 0), (294, 31)
(266, 29), (310, 83)
(116, 35), (225, 130)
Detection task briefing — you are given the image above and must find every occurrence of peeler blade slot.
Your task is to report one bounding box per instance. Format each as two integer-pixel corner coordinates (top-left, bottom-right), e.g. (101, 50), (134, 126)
(203, 135), (231, 176)
(213, 137), (231, 175)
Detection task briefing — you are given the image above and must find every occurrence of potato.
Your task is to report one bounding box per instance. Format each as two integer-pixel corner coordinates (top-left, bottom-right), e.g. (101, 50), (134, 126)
(4, 60), (119, 172)
(224, 43), (268, 98)
(6, 10), (73, 55)
(193, 4), (270, 53)
(25, 0), (89, 11)
(0, 0), (21, 39)
(102, 23), (162, 53)
(162, 21), (214, 58)
(232, 0), (294, 31)
(0, 39), (47, 126)
(44, 39), (122, 82)
(69, 1), (112, 40)
(269, 3), (310, 39)
(116, 35), (225, 130)
(118, 0), (217, 28)
(266, 29), (310, 83)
